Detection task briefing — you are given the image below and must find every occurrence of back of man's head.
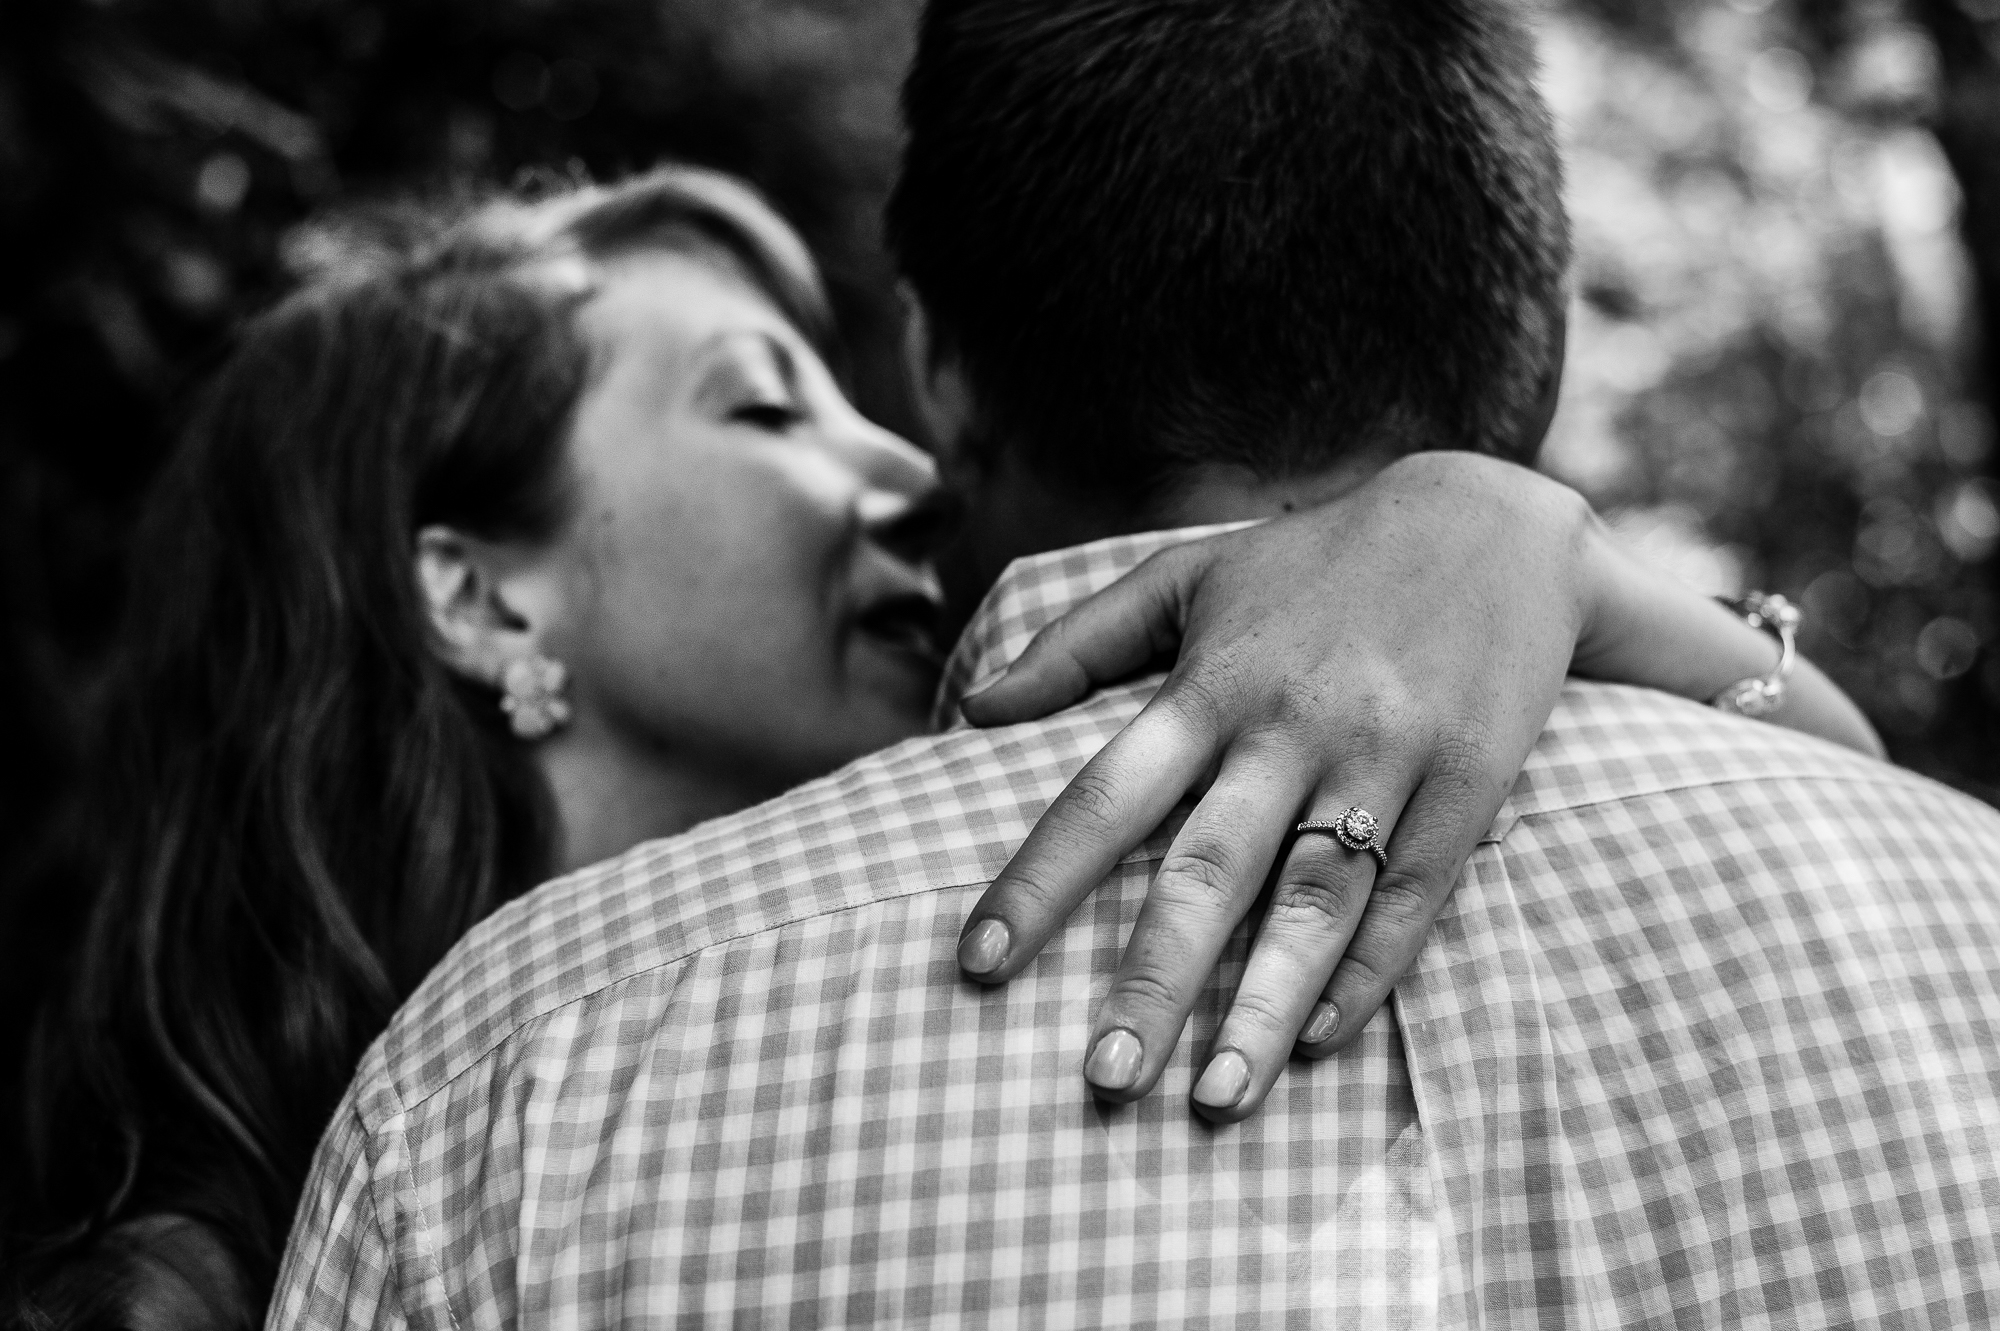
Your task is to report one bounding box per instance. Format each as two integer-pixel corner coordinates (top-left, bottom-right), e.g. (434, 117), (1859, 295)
(889, 0), (1570, 512)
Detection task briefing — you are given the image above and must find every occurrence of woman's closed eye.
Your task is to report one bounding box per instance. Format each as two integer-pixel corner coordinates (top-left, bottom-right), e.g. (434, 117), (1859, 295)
(732, 400), (805, 433)
(692, 332), (810, 434)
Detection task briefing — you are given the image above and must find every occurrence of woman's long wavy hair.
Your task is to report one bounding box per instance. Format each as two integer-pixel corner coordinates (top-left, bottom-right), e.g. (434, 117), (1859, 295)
(7, 165), (831, 1329)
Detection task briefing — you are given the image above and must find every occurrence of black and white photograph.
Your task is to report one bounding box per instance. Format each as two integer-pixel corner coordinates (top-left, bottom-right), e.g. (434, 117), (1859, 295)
(3, 0), (1999, 1326)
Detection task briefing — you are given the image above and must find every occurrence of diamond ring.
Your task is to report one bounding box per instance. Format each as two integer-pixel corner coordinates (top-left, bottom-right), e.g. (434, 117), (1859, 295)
(1295, 805), (1389, 870)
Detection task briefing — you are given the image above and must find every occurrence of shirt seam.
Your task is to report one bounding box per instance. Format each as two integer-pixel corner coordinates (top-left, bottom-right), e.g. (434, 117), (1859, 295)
(1500, 760), (1945, 827)
(378, 1075), (464, 1331)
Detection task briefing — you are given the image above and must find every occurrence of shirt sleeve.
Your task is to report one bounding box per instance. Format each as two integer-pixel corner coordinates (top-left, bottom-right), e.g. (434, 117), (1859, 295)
(266, 1103), (406, 1331)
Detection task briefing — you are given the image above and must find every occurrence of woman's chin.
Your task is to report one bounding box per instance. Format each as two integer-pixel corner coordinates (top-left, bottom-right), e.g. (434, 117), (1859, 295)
(845, 634), (944, 736)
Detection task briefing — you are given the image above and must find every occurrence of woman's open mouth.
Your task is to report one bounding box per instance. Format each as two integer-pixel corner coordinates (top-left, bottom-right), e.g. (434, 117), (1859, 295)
(853, 591), (946, 669)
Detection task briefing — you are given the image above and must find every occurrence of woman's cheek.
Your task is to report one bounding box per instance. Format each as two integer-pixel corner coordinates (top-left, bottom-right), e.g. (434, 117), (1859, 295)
(669, 470), (851, 720)
(578, 440), (854, 746)
(732, 449), (859, 651)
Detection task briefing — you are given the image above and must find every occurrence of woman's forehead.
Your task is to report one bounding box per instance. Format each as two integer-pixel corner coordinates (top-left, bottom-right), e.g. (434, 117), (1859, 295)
(579, 248), (797, 369)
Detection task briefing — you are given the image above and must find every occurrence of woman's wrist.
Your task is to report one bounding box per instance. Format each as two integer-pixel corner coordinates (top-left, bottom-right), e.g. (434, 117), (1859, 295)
(1568, 507), (1651, 679)
(1573, 539), (1784, 697)
(1379, 451), (1600, 652)
(1567, 527), (1884, 757)
(1709, 593), (1800, 716)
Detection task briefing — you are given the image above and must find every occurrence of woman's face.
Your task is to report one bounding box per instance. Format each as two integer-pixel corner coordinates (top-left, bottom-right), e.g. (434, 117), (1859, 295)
(534, 246), (945, 802)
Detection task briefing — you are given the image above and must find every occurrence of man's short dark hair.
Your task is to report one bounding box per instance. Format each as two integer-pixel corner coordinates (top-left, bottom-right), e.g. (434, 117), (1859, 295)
(888, 0), (1571, 506)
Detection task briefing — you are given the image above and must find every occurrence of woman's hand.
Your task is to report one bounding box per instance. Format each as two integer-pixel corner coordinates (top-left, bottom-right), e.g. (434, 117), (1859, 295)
(956, 452), (1593, 1121)
(954, 451), (1879, 1124)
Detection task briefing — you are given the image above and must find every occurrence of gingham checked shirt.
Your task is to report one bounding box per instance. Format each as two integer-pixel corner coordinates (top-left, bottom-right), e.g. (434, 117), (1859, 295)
(273, 527), (2000, 1331)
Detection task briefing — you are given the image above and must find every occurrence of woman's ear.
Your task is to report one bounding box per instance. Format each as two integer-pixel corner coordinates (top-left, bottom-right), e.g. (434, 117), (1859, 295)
(414, 526), (541, 687)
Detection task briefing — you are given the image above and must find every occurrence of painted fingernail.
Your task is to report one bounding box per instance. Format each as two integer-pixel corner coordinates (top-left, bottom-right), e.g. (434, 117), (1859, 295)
(1084, 1028), (1144, 1091)
(958, 919), (1011, 977)
(1302, 1001), (1340, 1046)
(1192, 1050), (1250, 1110)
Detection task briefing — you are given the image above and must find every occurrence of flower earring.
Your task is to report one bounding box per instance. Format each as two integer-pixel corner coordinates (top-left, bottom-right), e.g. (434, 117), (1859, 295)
(500, 655), (572, 740)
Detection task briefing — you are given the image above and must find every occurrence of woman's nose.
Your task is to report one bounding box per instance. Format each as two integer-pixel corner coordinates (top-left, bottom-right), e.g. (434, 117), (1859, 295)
(859, 482), (962, 566)
(835, 416), (938, 502)
(836, 419), (956, 563)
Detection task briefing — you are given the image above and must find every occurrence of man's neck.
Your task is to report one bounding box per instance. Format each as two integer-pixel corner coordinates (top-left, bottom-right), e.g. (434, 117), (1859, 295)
(1148, 446), (1399, 528)
(938, 433), (1401, 635)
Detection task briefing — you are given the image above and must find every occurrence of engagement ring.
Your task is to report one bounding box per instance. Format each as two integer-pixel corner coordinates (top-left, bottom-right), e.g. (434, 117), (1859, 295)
(1296, 805), (1389, 870)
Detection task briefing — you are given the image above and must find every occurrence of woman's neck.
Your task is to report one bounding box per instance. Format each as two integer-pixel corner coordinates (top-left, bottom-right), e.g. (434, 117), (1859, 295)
(532, 718), (777, 875)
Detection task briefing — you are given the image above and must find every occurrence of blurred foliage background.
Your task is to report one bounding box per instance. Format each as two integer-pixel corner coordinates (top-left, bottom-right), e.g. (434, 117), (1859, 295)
(1, 0), (1997, 1162)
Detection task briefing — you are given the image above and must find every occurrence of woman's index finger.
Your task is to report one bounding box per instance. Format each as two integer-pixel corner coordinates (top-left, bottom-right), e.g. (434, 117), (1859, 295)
(962, 543), (1201, 726)
(959, 694), (1213, 980)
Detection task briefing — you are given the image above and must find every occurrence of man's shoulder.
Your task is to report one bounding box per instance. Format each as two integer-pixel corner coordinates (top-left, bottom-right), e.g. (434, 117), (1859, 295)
(359, 678), (1156, 1120)
(1523, 680), (1971, 826)
(353, 678), (1979, 1128)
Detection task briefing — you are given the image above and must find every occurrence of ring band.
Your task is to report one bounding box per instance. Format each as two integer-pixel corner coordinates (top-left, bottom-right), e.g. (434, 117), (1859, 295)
(1296, 805), (1389, 870)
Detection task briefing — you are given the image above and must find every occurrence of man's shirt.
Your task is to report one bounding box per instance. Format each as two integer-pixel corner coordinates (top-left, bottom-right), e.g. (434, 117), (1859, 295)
(273, 529), (2000, 1331)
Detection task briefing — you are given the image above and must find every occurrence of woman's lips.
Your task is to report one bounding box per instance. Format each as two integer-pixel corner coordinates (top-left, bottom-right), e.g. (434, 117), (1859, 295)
(852, 591), (946, 669)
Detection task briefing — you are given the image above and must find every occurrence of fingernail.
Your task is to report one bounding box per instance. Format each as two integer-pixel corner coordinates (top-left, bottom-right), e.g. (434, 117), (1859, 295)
(958, 919), (1011, 976)
(963, 669), (1008, 701)
(1084, 1028), (1144, 1091)
(1192, 1050), (1250, 1110)
(1302, 1001), (1340, 1046)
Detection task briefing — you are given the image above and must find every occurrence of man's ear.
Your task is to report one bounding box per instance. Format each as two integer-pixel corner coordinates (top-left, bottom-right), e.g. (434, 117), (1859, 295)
(414, 526), (542, 687)
(1515, 306), (1568, 460)
(899, 284), (976, 460)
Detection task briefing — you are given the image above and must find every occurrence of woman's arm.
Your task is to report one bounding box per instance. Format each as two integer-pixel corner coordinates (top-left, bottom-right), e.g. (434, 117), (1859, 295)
(956, 452), (1882, 1123)
(1571, 531), (1882, 757)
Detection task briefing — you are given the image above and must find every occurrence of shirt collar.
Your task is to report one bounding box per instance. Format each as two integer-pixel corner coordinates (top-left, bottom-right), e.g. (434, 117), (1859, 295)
(931, 521), (1255, 730)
